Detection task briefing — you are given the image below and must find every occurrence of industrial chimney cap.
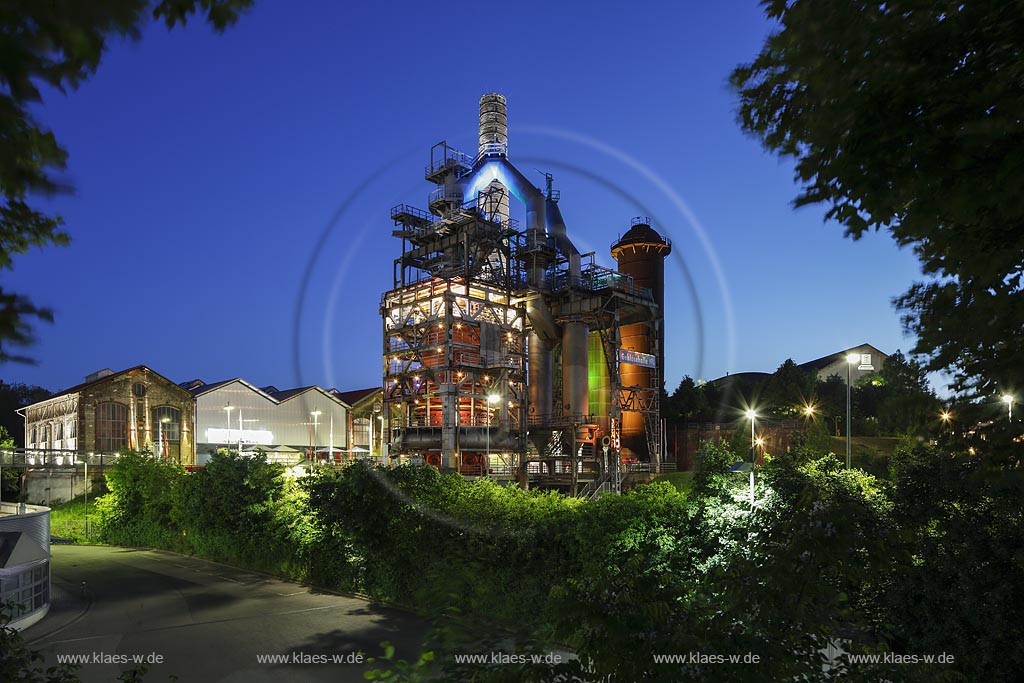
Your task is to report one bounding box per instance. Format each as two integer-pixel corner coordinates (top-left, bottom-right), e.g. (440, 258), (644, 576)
(611, 219), (671, 257)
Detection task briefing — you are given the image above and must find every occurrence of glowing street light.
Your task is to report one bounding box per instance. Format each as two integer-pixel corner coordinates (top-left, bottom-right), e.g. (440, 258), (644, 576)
(940, 410), (952, 423)
(159, 416), (171, 459)
(803, 405), (815, 418)
(310, 410), (322, 460)
(845, 353), (860, 470)
(224, 404), (234, 450)
(1002, 394), (1015, 421)
(745, 409), (757, 506)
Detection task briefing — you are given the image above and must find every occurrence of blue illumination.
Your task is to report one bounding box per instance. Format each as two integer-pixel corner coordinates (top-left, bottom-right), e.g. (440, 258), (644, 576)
(462, 159), (534, 207)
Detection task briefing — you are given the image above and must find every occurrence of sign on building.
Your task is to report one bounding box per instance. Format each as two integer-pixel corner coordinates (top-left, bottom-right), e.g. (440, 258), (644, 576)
(618, 349), (657, 369)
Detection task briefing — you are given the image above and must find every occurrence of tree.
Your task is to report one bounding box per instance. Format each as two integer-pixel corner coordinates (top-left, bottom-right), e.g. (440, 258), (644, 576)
(0, 0), (252, 363)
(0, 380), (51, 446)
(731, 1), (1024, 399)
(763, 358), (814, 417)
(812, 374), (846, 436)
(665, 375), (712, 424)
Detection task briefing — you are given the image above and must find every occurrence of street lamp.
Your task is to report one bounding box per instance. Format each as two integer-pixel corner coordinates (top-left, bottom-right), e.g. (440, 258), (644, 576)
(159, 416), (171, 459)
(1002, 394), (1015, 421)
(845, 353), (860, 470)
(310, 410), (322, 460)
(486, 394), (500, 475)
(803, 405), (815, 419)
(84, 458), (89, 538)
(745, 409), (757, 506)
(224, 404), (234, 450)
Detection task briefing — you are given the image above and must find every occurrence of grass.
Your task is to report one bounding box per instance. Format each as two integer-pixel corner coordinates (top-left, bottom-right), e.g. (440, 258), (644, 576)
(654, 471), (694, 495)
(48, 493), (100, 544)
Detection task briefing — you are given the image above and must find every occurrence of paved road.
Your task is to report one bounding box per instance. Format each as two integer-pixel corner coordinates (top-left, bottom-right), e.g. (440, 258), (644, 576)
(24, 545), (427, 682)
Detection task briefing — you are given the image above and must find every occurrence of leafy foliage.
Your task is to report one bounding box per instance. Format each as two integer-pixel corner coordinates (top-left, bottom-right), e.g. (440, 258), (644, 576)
(731, 0), (1024, 398)
(85, 439), (1021, 681)
(0, 0), (252, 362)
(95, 449), (184, 547)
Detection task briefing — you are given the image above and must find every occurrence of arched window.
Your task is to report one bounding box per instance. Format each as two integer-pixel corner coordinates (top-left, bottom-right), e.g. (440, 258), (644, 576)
(151, 406), (181, 443)
(95, 402), (128, 452)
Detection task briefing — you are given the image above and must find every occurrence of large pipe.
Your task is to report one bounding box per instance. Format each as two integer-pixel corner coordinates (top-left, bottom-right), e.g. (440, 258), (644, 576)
(528, 331), (552, 422)
(563, 321), (589, 419)
(545, 200), (581, 284)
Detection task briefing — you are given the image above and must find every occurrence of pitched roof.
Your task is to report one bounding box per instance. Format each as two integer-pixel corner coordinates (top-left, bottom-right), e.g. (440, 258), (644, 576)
(189, 378), (278, 402)
(331, 387), (380, 407)
(269, 386), (317, 402)
(48, 365), (186, 401)
(270, 385), (348, 407)
(797, 343), (888, 372)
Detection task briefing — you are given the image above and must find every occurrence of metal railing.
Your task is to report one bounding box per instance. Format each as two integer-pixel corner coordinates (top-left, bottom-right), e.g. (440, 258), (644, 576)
(428, 187), (463, 206)
(425, 150), (473, 177)
(472, 142), (507, 167)
(0, 448), (123, 469)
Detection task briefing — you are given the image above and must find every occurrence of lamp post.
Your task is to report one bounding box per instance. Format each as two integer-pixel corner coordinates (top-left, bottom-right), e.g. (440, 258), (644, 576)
(224, 404), (234, 451)
(85, 458), (89, 538)
(159, 416), (171, 460)
(1003, 394), (1015, 421)
(845, 353), (860, 470)
(745, 409), (757, 506)
(311, 410), (322, 461)
(486, 394), (499, 476)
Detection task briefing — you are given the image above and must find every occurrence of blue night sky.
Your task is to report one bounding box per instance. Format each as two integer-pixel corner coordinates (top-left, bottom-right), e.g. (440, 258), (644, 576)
(3, 0), (925, 396)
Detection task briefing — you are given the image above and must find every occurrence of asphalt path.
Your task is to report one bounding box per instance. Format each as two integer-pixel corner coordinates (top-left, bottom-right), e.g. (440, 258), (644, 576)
(23, 545), (428, 682)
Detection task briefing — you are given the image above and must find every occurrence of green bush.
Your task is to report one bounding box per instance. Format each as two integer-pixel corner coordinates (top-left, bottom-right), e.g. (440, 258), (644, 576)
(95, 449), (184, 548)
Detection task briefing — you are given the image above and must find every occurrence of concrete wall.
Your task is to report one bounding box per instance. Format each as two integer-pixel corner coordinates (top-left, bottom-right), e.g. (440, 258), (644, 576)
(22, 471), (91, 507)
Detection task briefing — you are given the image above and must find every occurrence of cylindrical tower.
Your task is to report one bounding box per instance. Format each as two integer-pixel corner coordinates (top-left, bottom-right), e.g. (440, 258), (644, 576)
(610, 217), (671, 459)
(478, 93), (510, 223)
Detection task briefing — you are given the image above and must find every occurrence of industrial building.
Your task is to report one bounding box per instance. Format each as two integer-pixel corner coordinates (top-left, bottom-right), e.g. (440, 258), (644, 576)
(382, 94), (670, 491)
(186, 379), (349, 464)
(18, 366), (195, 464)
(331, 387), (384, 458)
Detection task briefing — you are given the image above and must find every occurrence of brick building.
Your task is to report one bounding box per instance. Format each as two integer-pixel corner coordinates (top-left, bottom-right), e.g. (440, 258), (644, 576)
(18, 366), (195, 464)
(331, 387), (383, 458)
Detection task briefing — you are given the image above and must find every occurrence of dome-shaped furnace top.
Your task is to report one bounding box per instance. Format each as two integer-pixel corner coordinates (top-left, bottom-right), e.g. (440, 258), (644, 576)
(611, 217), (671, 257)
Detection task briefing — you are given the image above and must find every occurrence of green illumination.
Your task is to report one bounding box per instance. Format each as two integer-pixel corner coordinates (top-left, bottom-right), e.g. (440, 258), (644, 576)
(588, 332), (610, 424)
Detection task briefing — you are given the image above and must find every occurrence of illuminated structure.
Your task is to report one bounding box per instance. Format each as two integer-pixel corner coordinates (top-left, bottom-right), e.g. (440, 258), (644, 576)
(189, 379), (347, 463)
(382, 94), (669, 491)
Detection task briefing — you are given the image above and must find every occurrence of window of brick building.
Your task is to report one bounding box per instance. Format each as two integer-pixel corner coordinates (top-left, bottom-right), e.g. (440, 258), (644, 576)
(96, 402), (128, 452)
(151, 406), (181, 443)
(353, 417), (370, 447)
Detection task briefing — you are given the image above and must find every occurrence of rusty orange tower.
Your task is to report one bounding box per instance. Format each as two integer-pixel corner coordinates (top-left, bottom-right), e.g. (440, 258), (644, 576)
(611, 218), (671, 461)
